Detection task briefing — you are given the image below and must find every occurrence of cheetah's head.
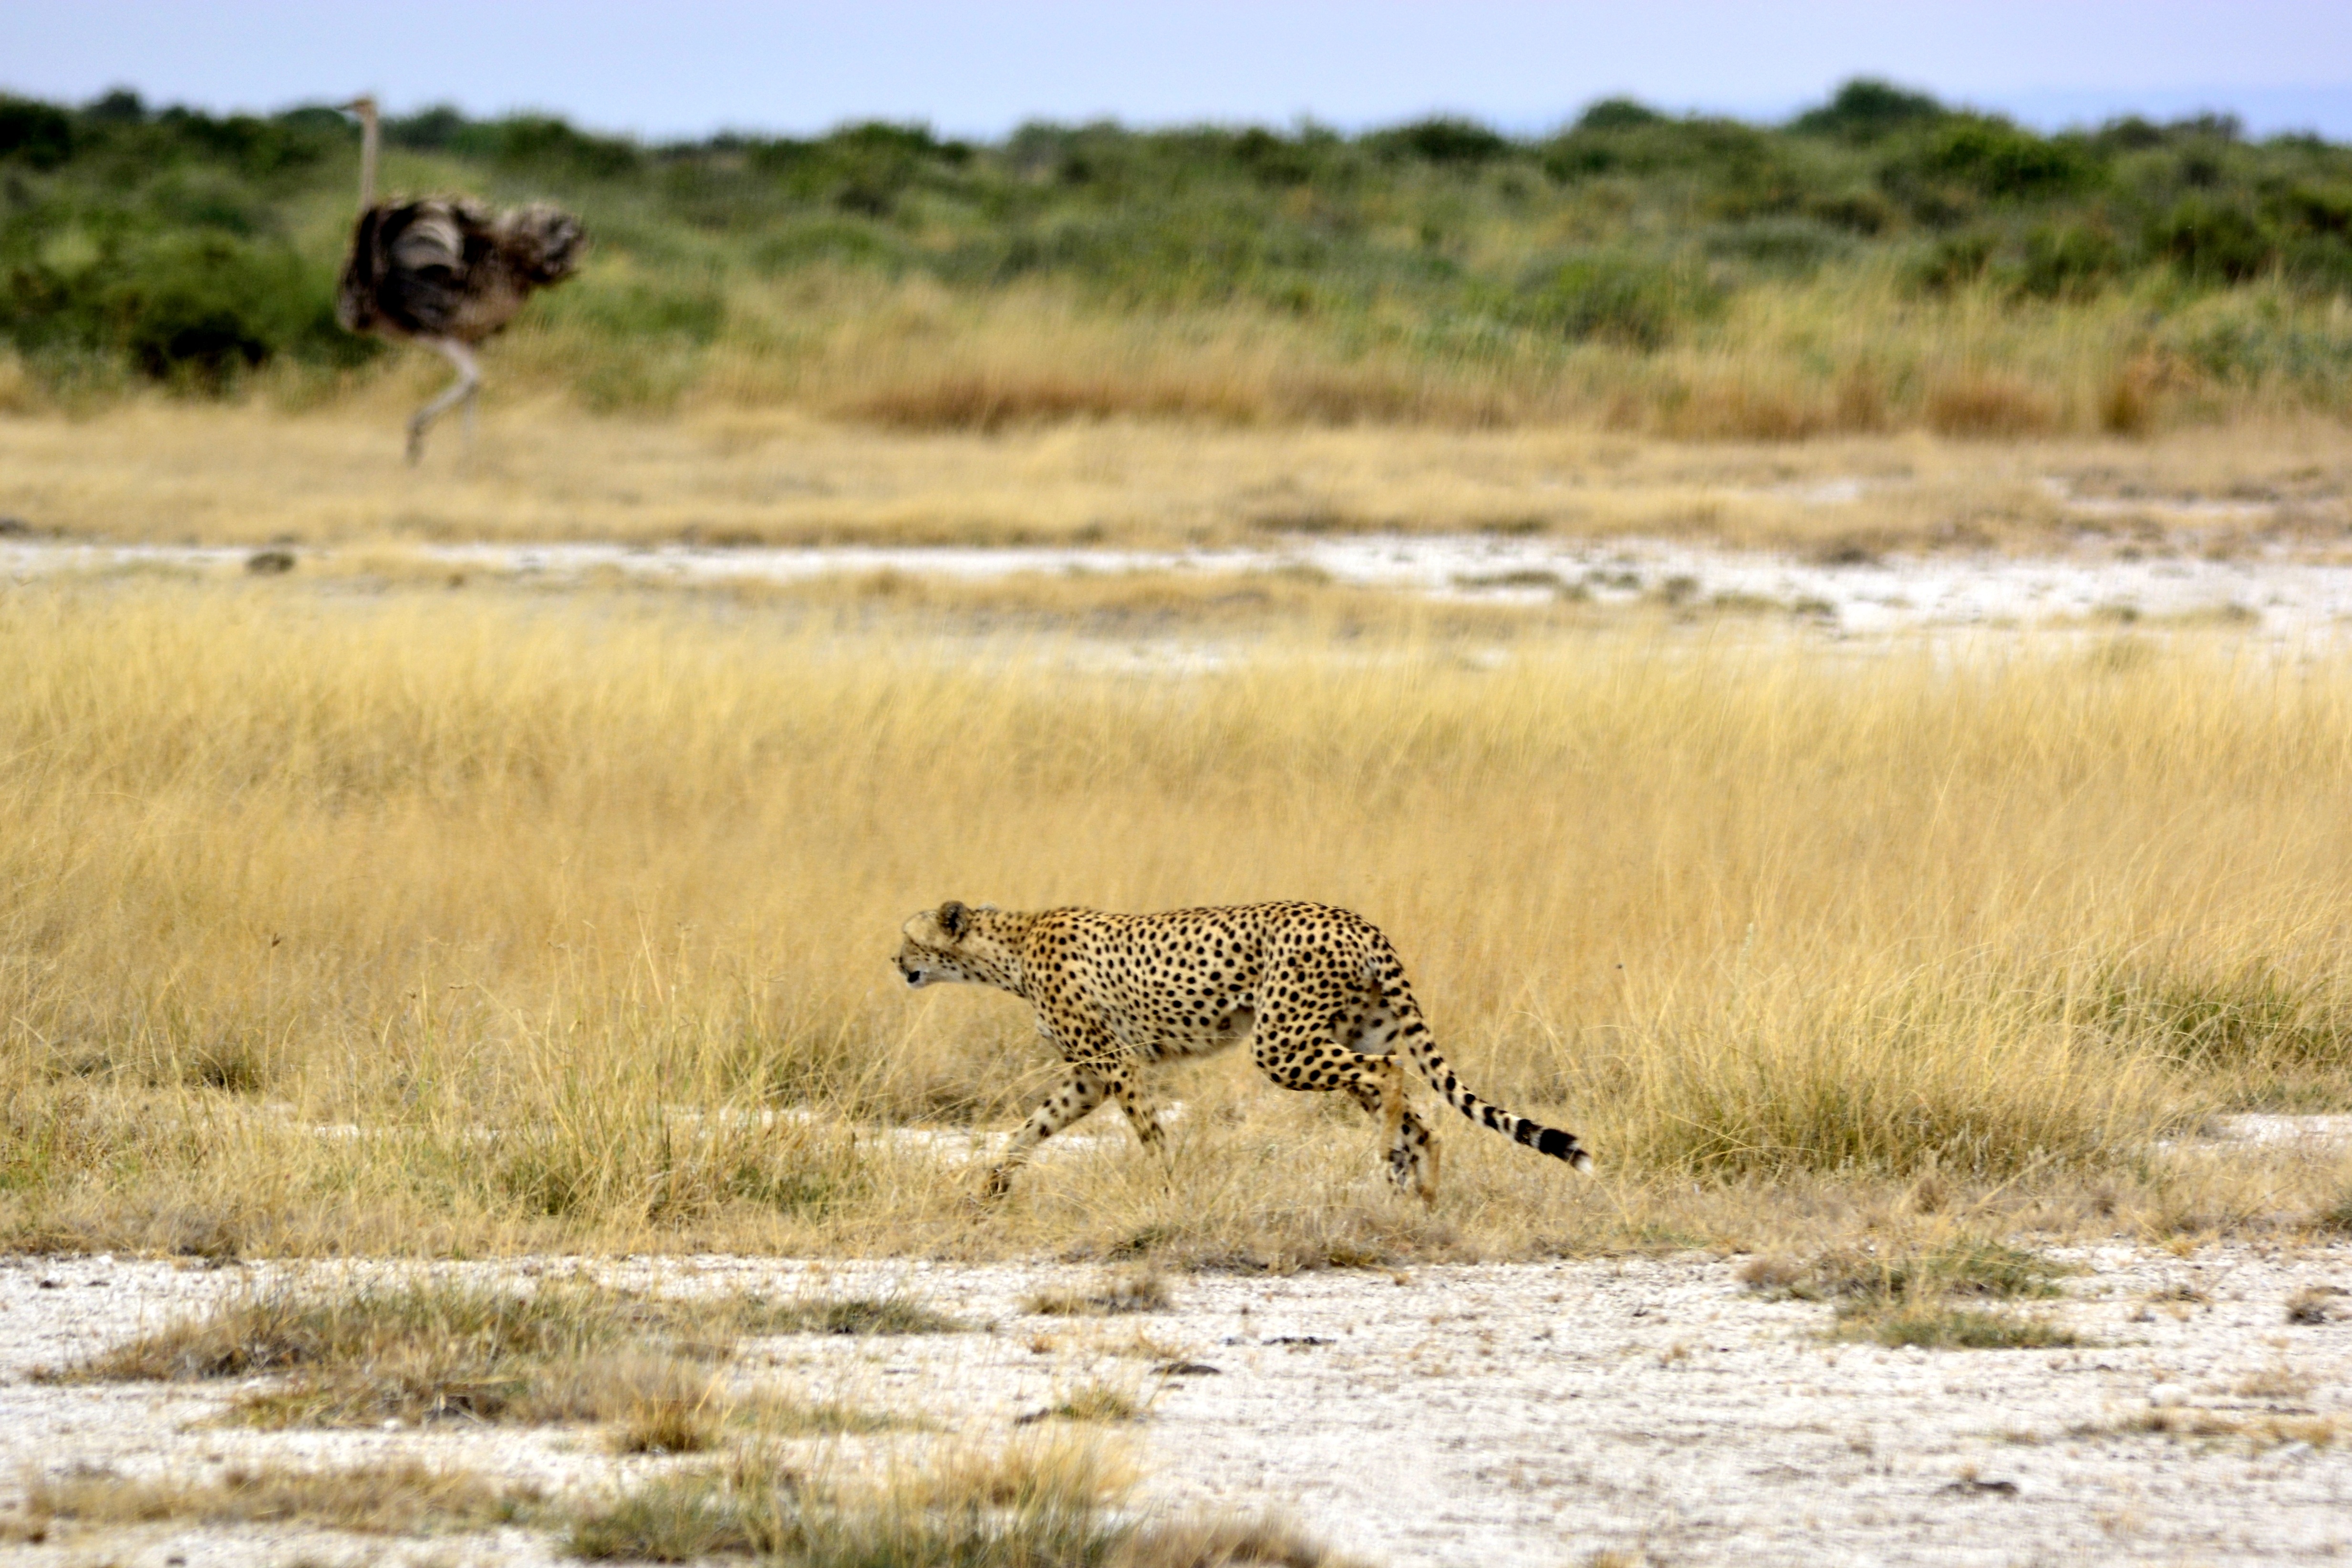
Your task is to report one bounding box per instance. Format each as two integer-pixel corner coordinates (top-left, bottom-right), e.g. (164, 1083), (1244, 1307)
(895, 900), (1011, 989)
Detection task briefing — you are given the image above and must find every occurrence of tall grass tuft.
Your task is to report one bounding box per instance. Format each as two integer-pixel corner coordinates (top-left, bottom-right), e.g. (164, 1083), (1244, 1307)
(566, 1433), (1351, 1565)
(2, 582), (2349, 1255)
(46, 1277), (796, 1428)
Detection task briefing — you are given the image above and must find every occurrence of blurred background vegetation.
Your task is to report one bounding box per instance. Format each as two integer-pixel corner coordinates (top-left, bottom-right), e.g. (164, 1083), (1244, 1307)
(4, 78), (2352, 435)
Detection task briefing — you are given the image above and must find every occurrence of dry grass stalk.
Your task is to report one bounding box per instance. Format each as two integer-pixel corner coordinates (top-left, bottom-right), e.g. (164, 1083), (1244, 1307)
(2285, 1286), (2345, 1325)
(602, 1356), (732, 1454)
(1016, 1380), (1145, 1426)
(2, 582), (2350, 1260)
(5, 400), (2349, 555)
(1924, 373), (2061, 438)
(1834, 1305), (2083, 1350)
(1025, 1269), (1174, 1318)
(21, 257), (2349, 441)
(24, 1459), (542, 1536)
(44, 1278), (818, 1429)
(740, 1290), (966, 1337)
(2080, 1409), (2340, 1449)
(570, 1429), (1351, 1565)
(1748, 1233), (2086, 1349)
(1114, 1513), (1361, 1568)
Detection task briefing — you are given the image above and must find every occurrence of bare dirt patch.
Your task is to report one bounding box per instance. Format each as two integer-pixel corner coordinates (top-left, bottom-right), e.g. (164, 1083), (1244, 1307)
(3, 1245), (2348, 1566)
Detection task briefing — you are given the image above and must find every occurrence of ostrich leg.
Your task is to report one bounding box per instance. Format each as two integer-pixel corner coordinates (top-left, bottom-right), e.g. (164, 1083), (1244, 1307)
(407, 339), (481, 465)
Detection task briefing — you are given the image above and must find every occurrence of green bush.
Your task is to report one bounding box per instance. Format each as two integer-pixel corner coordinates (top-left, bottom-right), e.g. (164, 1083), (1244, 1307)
(1576, 97), (1667, 132)
(1908, 121), (2095, 201)
(1790, 78), (1948, 143)
(1369, 116), (1512, 165)
(447, 114), (640, 179)
(1705, 218), (1850, 276)
(2155, 197), (2279, 281)
(0, 95), (74, 168)
(2017, 222), (2124, 298)
(747, 218), (907, 276)
(1905, 231), (1998, 294)
(551, 278), (727, 344)
(1227, 125), (1322, 187)
(1515, 254), (1717, 348)
(1, 78), (2350, 398)
(0, 231), (368, 384)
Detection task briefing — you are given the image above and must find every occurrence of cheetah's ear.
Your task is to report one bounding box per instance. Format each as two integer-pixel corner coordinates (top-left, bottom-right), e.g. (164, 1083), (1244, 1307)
(938, 901), (971, 939)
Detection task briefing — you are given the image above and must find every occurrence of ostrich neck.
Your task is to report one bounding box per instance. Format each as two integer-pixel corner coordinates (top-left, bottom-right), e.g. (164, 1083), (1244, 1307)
(357, 108), (378, 211)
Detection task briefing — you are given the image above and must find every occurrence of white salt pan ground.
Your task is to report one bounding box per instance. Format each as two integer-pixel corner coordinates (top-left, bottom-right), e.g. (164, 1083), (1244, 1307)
(11, 530), (2352, 640)
(3, 1245), (2349, 1567)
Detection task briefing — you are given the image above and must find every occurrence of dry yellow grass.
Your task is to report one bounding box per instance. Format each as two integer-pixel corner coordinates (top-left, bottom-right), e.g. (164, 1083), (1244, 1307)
(22, 1458), (543, 1537)
(571, 1420), (1357, 1567)
(489, 269), (2352, 444)
(4, 396), (2351, 555)
(3, 577), (2351, 1261)
(21, 259), (2338, 437)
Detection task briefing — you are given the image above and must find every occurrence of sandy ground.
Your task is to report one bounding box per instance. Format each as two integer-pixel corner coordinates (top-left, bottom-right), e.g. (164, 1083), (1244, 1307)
(2, 1244), (2349, 1568)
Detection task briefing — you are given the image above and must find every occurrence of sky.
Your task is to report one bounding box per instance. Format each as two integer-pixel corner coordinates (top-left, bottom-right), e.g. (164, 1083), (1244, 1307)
(9, 1), (2352, 141)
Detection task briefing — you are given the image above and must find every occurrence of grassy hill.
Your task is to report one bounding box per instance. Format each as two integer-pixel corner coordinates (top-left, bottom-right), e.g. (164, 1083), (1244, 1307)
(5, 80), (2351, 435)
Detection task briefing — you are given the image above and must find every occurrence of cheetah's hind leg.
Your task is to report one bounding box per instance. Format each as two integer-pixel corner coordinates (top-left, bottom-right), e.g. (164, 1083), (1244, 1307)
(1348, 1063), (1439, 1205)
(1386, 1101), (1439, 1204)
(1341, 1003), (1436, 1203)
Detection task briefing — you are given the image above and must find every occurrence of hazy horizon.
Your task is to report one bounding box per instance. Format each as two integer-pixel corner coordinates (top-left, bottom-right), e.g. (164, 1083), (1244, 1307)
(10, 1), (2352, 142)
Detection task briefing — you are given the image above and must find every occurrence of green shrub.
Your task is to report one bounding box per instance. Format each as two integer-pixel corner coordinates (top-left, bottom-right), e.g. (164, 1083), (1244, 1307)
(1369, 117), (1512, 166)
(1705, 218), (1849, 276)
(2, 83), (2351, 404)
(1906, 121), (2094, 202)
(1807, 189), (1899, 234)
(1576, 97), (1666, 132)
(0, 231), (366, 385)
(748, 218), (907, 276)
(2155, 197), (2279, 281)
(449, 114), (641, 179)
(1906, 231), (1997, 294)
(113, 236), (312, 382)
(0, 95), (75, 168)
(1515, 253), (1716, 348)
(551, 277), (727, 343)
(1227, 126), (1322, 187)
(1790, 79), (1949, 143)
(2017, 222), (2124, 298)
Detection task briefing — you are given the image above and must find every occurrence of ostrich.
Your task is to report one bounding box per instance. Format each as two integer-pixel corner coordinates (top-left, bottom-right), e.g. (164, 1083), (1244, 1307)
(334, 96), (586, 463)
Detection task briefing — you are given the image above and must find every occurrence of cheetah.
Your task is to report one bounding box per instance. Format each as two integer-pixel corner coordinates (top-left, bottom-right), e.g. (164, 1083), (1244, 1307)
(893, 899), (1591, 1203)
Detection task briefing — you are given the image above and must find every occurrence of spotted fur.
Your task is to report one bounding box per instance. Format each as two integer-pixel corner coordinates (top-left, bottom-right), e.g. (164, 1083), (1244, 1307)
(894, 899), (1591, 1203)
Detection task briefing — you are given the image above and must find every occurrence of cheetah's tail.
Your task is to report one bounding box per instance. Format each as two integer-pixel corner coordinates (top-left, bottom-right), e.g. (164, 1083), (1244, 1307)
(1367, 956), (1593, 1173)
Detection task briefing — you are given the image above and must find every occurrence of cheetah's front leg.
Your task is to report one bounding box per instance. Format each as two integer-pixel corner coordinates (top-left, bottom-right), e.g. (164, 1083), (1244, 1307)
(1098, 1065), (1180, 1194)
(979, 1067), (1106, 1203)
